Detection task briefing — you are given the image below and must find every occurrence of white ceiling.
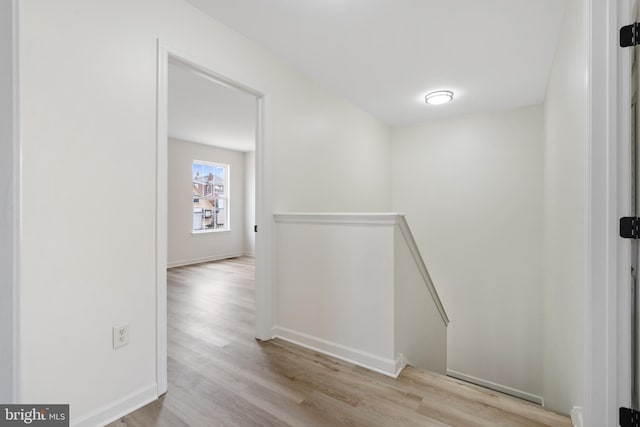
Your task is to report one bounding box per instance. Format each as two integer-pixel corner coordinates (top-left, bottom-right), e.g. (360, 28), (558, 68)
(168, 62), (256, 152)
(185, 0), (566, 126)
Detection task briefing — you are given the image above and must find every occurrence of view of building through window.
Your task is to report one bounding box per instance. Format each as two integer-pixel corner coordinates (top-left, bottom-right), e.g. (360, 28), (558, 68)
(192, 160), (229, 232)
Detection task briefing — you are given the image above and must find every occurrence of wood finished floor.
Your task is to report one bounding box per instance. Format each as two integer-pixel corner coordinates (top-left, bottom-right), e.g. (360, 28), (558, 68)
(108, 257), (572, 427)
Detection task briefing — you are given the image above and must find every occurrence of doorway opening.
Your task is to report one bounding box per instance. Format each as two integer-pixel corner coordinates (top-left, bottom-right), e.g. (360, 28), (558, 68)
(166, 59), (256, 263)
(156, 43), (271, 395)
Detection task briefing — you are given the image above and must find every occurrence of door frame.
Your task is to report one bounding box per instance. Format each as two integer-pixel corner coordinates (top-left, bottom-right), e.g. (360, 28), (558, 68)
(588, 0), (633, 425)
(1, 0), (20, 404)
(155, 41), (273, 394)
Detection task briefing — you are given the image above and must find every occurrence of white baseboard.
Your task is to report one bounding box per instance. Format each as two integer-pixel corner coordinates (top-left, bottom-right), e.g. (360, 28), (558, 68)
(273, 326), (402, 378)
(71, 383), (157, 427)
(167, 252), (246, 268)
(395, 353), (408, 374)
(570, 406), (583, 427)
(447, 369), (544, 406)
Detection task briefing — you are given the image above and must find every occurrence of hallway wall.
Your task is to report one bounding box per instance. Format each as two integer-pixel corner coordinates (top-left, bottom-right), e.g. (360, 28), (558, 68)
(17, 0), (391, 424)
(392, 105), (544, 402)
(542, 0), (587, 414)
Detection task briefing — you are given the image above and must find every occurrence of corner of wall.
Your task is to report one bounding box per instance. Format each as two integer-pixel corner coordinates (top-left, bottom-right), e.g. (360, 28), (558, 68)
(570, 406), (583, 427)
(541, 0), (587, 414)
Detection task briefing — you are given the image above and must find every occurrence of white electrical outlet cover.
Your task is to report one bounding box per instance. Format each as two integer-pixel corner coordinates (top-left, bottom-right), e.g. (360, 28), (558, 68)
(113, 324), (129, 349)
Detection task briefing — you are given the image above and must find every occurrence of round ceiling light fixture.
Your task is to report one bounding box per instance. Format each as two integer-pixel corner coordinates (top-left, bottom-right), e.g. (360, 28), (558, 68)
(425, 90), (454, 105)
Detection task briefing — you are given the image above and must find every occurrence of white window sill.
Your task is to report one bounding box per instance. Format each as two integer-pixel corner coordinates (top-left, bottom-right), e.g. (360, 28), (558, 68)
(192, 228), (231, 235)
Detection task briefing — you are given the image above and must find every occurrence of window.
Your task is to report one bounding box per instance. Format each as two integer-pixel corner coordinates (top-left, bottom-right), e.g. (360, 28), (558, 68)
(192, 160), (229, 232)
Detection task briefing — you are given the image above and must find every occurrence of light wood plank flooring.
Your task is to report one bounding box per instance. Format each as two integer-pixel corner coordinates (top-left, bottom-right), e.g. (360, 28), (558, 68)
(109, 257), (571, 427)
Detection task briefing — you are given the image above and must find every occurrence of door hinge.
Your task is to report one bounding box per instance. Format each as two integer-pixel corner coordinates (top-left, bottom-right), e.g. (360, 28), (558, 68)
(621, 407), (640, 427)
(621, 23), (640, 47)
(621, 217), (640, 239)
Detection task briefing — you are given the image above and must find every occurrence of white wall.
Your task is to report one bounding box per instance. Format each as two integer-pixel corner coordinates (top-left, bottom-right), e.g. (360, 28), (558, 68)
(0, 0), (16, 404)
(274, 213), (447, 377)
(274, 215), (397, 374)
(542, 0), (587, 415)
(18, 0), (391, 423)
(391, 105), (544, 402)
(394, 223), (447, 375)
(244, 150), (255, 256)
(168, 138), (246, 267)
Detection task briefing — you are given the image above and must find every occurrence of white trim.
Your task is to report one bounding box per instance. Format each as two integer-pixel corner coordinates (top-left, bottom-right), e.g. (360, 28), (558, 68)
(0, 0), (20, 403)
(70, 383), (157, 427)
(396, 353), (409, 374)
(617, 0), (635, 418)
(156, 41), (272, 396)
(167, 54), (264, 99)
(274, 212), (404, 225)
(192, 159), (230, 232)
(191, 229), (231, 235)
(156, 41), (169, 396)
(253, 94), (272, 340)
(396, 216), (449, 325)
(12, 0), (20, 403)
(571, 406), (584, 427)
(587, 0), (628, 426)
(273, 326), (403, 378)
(446, 369), (544, 406)
(167, 252), (246, 269)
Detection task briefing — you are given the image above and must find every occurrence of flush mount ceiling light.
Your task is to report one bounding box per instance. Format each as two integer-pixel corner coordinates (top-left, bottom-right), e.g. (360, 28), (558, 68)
(425, 90), (454, 105)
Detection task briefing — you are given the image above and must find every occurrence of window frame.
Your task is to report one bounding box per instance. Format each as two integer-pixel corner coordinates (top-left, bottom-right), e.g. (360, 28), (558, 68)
(191, 159), (230, 234)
